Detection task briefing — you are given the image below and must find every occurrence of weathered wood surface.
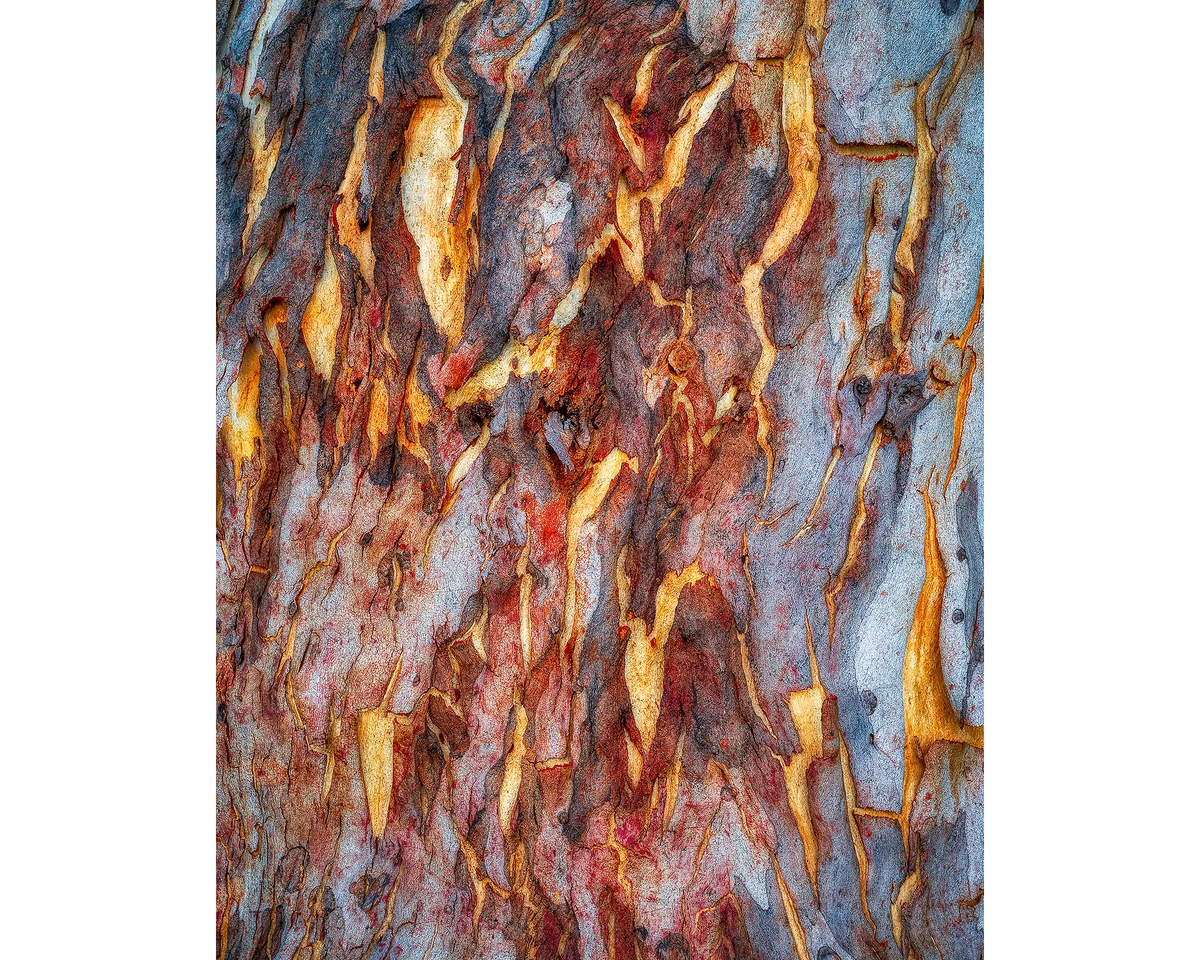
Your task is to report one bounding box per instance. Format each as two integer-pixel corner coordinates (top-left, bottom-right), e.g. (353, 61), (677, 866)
(216, 1), (984, 957)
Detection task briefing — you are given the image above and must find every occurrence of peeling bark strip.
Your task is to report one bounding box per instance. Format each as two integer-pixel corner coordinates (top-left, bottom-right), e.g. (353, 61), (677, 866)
(216, 1), (984, 958)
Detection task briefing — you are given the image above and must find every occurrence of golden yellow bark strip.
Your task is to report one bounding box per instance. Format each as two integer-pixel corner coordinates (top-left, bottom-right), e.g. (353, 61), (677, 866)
(740, 14), (821, 501)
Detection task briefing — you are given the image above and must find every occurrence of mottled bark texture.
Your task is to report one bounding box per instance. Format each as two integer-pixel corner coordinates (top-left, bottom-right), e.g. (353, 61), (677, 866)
(216, 0), (983, 957)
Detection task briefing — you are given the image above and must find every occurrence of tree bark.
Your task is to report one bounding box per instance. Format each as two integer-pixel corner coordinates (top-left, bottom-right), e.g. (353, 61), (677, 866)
(216, 1), (984, 958)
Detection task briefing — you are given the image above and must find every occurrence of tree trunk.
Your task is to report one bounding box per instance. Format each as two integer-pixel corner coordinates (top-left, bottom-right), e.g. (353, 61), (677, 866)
(216, 1), (984, 958)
